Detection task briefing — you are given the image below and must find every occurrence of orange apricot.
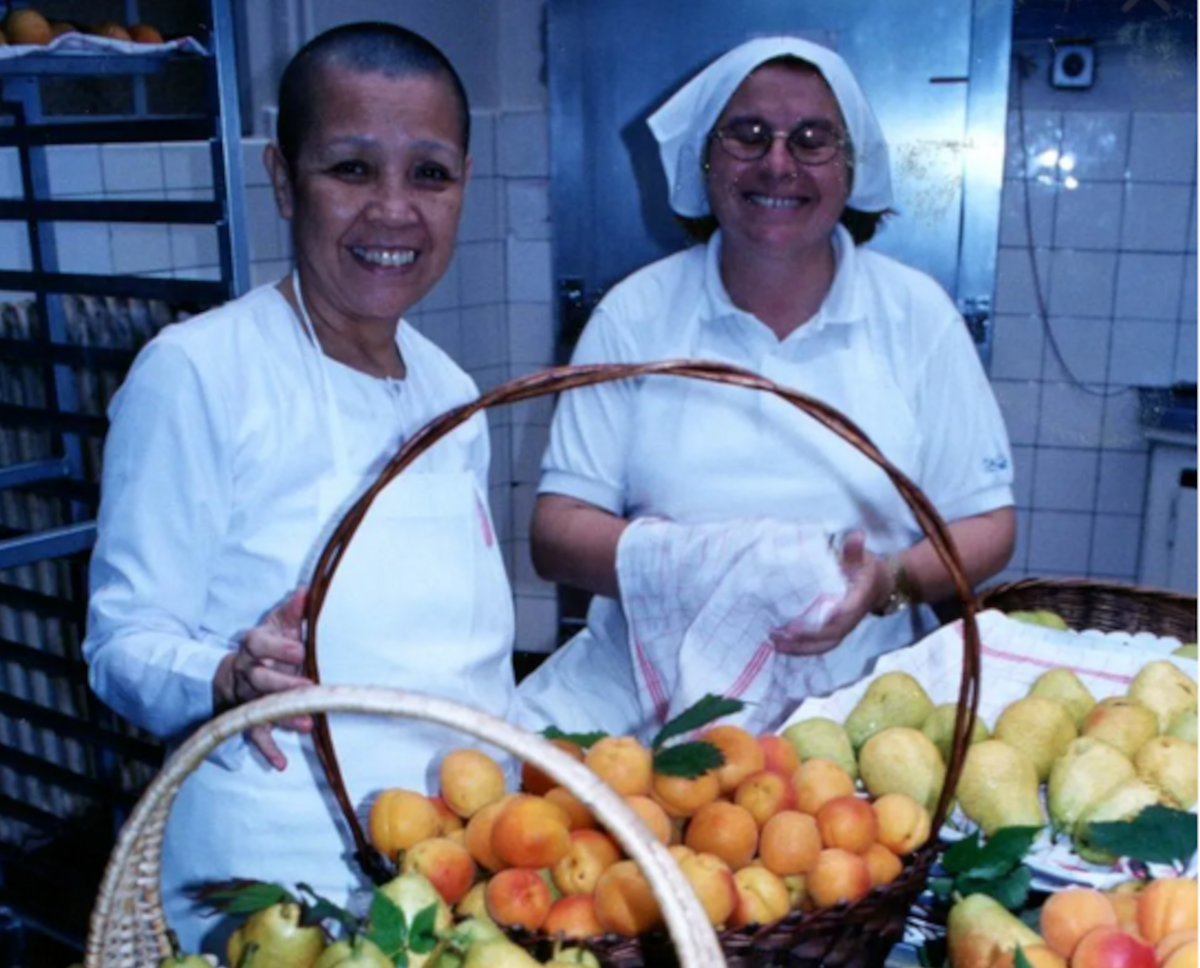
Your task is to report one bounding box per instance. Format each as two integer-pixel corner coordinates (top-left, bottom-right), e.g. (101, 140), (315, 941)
(594, 859), (664, 936)
(806, 848), (872, 910)
(871, 792), (932, 856)
(551, 828), (622, 896)
(734, 769), (797, 828)
(544, 786), (597, 831)
(677, 851), (738, 928)
(684, 800), (759, 871)
(624, 794), (673, 845)
(464, 796), (513, 873)
(815, 796), (878, 855)
(400, 836), (476, 905)
(758, 733), (801, 778)
(542, 894), (604, 940)
(730, 864), (792, 928)
(1137, 877), (1198, 944)
(862, 842), (903, 888)
(1071, 927), (1156, 968)
(758, 810), (822, 876)
(490, 794), (572, 869)
(367, 789), (441, 861)
(651, 769), (722, 819)
(484, 867), (552, 931)
(522, 738), (586, 796)
(702, 724), (766, 795)
(585, 736), (653, 796)
(1038, 888), (1118, 959)
(792, 758), (856, 816)
(440, 747), (508, 819)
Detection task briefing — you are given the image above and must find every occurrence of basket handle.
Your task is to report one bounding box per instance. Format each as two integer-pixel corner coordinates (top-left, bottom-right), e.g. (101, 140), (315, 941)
(85, 687), (727, 968)
(301, 359), (983, 879)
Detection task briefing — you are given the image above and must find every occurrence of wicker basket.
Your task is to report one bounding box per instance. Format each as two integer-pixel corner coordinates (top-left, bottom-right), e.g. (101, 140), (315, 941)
(86, 359), (987, 968)
(979, 577), (1197, 642)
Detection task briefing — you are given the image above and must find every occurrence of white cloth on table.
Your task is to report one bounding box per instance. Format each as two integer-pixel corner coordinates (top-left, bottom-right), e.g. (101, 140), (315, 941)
(617, 517), (848, 738)
(513, 226), (1013, 739)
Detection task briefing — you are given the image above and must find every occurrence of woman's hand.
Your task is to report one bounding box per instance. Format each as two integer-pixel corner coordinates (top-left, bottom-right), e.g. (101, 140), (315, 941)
(769, 531), (891, 656)
(213, 587), (315, 770)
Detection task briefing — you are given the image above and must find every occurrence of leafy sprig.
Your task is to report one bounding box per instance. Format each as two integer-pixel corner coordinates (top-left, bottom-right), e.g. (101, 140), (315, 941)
(1086, 806), (1198, 869)
(929, 826), (1042, 911)
(193, 880), (296, 915)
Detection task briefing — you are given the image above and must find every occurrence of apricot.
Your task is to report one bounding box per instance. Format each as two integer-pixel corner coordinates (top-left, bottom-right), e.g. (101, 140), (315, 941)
(367, 789), (441, 860)
(401, 836), (476, 905)
(585, 736), (653, 796)
(128, 23), (165, 44)
(815, 796), (878, 855)
(93, 22), (132, 41)
(1162, 940), (1199, 968)
(1158, 931), (1199, 965)
(4, 9), (52, 45)
(594, 859), (664, 936)
(806, 847), (872, 910)
(684, 800), (759, 870)
(759, 733), (801, 777)
(651, 769), (721, 819)
(991, 945), (1066, 968)
(1109, 891), (1144, 939)
(1070, 927), (1155, 968)
(491, 794), (572, 869)
(702, 724), (766, 794)
(730, 864), (792, 928)
(464, 797), (513, 873)
(542, 894), (604, 940)
(522, 738), (586, 796)
(430, 795), (465, 834)
(1136, 877), (1198, 944)
(624, 794), (673, 845)
(677, 851), (738, 927)
(792, 758), (856, 816)
(1039, 888), (1118, 959)
(485, 867), (553, 931)
(544, 786), (597, 831)
(552, 828), (622, 895)
(440, 748), (508, 819)
(862, 842), (903, 887)
(872, 792), (932, 856)
(734, 769), (797, 828)
(758, 810), (821, 876)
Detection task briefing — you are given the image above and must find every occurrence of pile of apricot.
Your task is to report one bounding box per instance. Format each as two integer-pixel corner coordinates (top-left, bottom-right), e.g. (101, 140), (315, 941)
(367, 724), (934, 939)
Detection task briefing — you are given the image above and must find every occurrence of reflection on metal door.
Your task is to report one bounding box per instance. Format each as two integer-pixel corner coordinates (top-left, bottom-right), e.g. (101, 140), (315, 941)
(547, 0), (1013, 357)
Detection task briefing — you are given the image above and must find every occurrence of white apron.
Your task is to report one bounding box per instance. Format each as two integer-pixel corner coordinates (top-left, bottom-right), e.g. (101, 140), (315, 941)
(162, 279), (515, 954)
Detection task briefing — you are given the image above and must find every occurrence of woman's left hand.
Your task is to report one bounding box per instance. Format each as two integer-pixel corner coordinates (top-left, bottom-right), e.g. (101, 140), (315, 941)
(769, 531), (890, 656)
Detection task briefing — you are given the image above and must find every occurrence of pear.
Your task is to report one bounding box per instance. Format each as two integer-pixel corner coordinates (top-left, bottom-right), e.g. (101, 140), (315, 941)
(858, 726), (946, 814)
(1167, 708), (1198, 743)
(1081, 697), (1159, 759)
(1008, 609), (1070, 630)
(379, 870), (453, 934)
(955, 740), (1044, 836)
(782, 716), (858, 779)
(1173, 643), (1198, 659)
(1127, 660), (1198, 733)
(920, 703), (991, 763)
(844, 672), (935, 749)
(1134, 736), (1198, 809)
(1073, 776), (1161, 865)
(460, 939), (542, 968)
(1047, 736), (1137, 833)
(314, 937), (392, 968)
(993, 696), (1078, 782)
(946, 893), (1045, 968)
(429, 918), (505, 968)
(1028, 668), (1096, 729)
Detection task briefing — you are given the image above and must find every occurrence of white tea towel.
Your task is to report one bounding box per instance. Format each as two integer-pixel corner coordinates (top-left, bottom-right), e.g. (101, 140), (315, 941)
(617, 517), (849, 738)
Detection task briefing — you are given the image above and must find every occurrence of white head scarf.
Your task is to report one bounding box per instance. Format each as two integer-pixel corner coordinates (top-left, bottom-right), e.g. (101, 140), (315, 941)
(647, 36), (893, 218)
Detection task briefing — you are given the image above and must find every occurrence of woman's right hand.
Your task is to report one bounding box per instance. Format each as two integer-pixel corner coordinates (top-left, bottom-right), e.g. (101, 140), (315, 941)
(213, 587), (315, 770)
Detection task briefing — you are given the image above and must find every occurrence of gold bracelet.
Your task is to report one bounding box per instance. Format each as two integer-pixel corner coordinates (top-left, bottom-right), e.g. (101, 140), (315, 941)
(876, 555), (916, 616)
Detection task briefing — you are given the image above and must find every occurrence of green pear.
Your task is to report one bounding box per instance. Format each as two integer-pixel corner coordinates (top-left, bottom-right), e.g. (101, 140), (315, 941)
(857, 726), (946, 814)
(1008, 610), (1070, 631)
(545, 948), (602, 967)
(955, 740), (1044, 836)
(428, 918), (506, 968)
(1167, 708), (1198, 743)
(460, 939), (542, 968)
(1047, 736), (1136, 833)
(1081, 697), (1159, 759)
(1134, 736), (1198, 809)
(946, 893), (1045, 968)
(1173, 643), (1198, 659)
(993, 696), (1078, 782)
(782, 716), (858, 779)
(379, 870), (453, 934)
(920, 703), (991, 764)
(1028, 668), (1096, 729)
(1073, 777), (1162, 865)
(1127, 660), (1198, 733)
(844, 672), (935, 750)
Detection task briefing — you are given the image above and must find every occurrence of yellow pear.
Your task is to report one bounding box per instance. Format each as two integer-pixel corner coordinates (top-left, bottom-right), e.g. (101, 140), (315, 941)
(844, 671), (935, 749)
(955, 740), (1044, 836)
(1134, 736), (1198, 809)
(858, 725), (946, 814)
(921, 703), (991, 763)
(1167, 708), (1198, 743)
(1127, 660), (1198, 733)
(1047, 736), (1136, 833)
(993, 696), (1078, 782)
(947, 893), (1045, 968)
(379, 870), (453, 933)
(1073, 777), (1162, 865)
(1081, 697), (1159, 759)
(1008, 610), (1070, 630)
(782, 716), (859, 779)
(1028, 668), (1096, 729)
(460, 939), (542, 968)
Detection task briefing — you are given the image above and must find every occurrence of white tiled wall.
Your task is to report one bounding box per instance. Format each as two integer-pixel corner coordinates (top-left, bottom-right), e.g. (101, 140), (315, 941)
(991, 40), (1197, 586)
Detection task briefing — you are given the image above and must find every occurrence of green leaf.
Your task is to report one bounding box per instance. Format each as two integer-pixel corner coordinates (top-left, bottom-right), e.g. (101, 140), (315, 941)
(650, 694), (745, 749)
(296, 883), (359, 933)
(1013, 947), (1035, 968)
(1086, 805), (1198, 867)
(194, 880), (294, 914)
(541, 727), (608, 748)
(955, 865), (1031, 912)
(652, 740), (725, 778)
(408, 903), (440, 954)
(928, 875), (955, 901)
(365, 889), (407, 957)
(941, 827), (1041, 878)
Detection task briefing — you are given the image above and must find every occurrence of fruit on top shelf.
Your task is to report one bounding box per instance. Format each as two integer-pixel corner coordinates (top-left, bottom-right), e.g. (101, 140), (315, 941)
(92, 21), (132, 41)
(1008, 610), (1070, 630)
(4, 8), (51, 44)
(129, 23), (164, 43)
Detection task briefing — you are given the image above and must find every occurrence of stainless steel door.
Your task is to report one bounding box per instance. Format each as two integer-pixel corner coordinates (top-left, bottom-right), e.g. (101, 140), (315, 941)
(548, 0), (1012, 356)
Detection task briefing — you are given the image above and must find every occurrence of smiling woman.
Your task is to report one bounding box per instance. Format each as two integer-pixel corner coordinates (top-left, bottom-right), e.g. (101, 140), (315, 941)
(80, 22), (514, 956)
